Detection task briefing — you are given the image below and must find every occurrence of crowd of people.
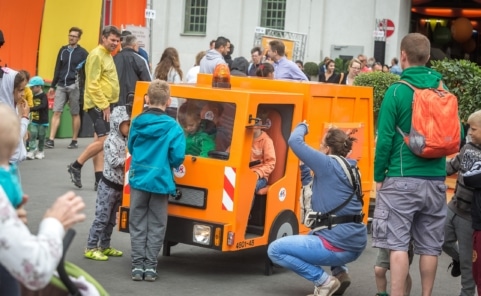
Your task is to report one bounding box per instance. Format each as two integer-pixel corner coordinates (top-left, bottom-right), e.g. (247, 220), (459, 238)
(0, 24), (478, 296)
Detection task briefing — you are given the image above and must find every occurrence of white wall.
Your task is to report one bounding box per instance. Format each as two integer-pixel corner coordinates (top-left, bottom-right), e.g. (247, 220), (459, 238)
(150, 0), (410, 77)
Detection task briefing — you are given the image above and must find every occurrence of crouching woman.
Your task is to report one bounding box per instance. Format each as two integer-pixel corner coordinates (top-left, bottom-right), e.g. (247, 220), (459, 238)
(268, 123), (367, 296)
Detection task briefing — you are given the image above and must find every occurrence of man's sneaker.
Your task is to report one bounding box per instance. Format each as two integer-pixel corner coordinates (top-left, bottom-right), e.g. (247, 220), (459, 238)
(26, 150), (36, 160)
(67, 163), (82, 188)
(131, 268), (144, 281)
(45, 139), (54, 148)
(101, 247), (123, 257)
(144, 268), (157, 282)
(35, 151), (45, 160)
(333, 272), (351, 295)
(448, 259), (461, 277)
(67, 141), (78, 149)
(309, 277), (340, 296)
(84, 248), (108, 261)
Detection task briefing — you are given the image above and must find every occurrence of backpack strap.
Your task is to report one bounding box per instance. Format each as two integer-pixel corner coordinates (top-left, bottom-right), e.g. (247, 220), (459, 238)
(395, 80), (416, 138)
(329, 155), (355, 187)
(396, 80), (416, 91)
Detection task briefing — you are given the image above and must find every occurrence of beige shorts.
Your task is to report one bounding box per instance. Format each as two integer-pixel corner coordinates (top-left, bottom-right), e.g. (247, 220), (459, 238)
(53, 84), (80, 115)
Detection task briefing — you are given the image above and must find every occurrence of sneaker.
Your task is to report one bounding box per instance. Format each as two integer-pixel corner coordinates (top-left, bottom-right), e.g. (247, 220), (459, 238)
(26, 151), (36, 160)
(67, 141), (78, 149)
(144, 268), (157, 282)
(375, 293), (389, 296)
(309, 277), (340, 296)
(35, 151), (45, 160)
(448, 259), (461, 277)
(45, 139), (54, 148)
(84, 248), (108, 261)
(333, 272), (351, 295)
(67, 163), (82, 188)
(131, 267), (144, 281)
(101, 247), (123, 257)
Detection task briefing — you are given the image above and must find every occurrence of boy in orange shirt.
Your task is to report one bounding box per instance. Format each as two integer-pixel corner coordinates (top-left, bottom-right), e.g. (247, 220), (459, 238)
(250, 122), (276, 193)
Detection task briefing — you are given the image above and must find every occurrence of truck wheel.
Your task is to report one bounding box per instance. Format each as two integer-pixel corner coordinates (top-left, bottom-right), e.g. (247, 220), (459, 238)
(265, 210), (299, 276)
(268, 210), (299, 243)
(162, 241), (178, 256)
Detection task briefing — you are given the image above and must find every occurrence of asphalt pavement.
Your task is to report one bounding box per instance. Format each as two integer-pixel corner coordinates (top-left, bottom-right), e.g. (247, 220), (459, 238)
(19, 138), (463, 296)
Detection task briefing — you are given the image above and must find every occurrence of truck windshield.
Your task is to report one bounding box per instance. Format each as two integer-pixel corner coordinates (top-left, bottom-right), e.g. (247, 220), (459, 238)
(177, 99), (236, 158)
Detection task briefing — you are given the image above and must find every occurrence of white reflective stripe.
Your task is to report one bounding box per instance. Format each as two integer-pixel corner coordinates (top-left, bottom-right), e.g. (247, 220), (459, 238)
(224, 166), (236, 185)
(222, 189), (234, 211)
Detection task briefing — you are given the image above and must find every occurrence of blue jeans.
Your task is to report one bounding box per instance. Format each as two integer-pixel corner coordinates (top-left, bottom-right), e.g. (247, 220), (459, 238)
(268, 235), (362, 286)
(255, 177), (268, 192)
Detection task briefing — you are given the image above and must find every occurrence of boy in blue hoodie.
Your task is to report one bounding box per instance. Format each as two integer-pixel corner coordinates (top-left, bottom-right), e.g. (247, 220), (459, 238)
(128, 79), (186, 282)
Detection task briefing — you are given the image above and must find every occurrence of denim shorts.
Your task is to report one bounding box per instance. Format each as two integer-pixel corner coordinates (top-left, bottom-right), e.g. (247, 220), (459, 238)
(372, 177), (447, 256)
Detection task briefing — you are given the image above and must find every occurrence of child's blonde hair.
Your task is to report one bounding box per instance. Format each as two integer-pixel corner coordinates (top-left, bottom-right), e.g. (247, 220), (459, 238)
(147, 79), (170, 106)
(468, 110), (481, 127)
(0, 104), (20, 163)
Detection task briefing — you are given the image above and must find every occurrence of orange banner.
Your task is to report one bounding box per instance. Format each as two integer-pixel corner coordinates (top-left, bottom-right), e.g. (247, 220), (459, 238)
(0, 0), (45, 75)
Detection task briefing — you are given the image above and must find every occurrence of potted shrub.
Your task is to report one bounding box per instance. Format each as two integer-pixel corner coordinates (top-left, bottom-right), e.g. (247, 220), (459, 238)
(353, 71), (400, 123)
(430, 58), (481, 121)
(303, 62), (319, 80)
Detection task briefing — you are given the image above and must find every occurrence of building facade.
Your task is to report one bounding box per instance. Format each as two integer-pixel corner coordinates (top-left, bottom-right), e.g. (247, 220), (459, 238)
(150, 0), (411, 76)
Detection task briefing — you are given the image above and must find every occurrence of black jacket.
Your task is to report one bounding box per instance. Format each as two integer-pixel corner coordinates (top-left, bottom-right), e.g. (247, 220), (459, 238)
(51, 45), (88, 88)
(30, 92), (49, 124)
(113, 48), (151, 106)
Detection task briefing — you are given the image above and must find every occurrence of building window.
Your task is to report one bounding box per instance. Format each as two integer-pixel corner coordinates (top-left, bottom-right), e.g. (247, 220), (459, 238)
(184, 0), (208, 34)
(261, 0), (286, 30)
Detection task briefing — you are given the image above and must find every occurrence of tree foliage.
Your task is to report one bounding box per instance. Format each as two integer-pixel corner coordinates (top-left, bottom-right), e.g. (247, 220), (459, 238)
(430, 58), (481, 121)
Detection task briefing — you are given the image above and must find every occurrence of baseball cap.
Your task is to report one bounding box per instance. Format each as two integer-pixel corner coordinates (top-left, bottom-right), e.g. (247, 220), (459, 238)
(27, 76), (45, 87)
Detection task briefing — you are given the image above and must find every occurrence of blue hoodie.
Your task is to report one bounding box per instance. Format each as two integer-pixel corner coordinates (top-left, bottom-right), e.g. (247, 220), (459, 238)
(288, 123), (367, 253)
(128, 108), (186, 195)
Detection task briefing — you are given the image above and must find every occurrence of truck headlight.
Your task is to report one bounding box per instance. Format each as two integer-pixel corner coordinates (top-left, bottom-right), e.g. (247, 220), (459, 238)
(193, 224), (211, 245)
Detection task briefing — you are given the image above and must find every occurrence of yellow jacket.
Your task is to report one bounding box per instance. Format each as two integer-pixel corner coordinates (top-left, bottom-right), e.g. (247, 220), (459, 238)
(25, 87), (34, 107)
(83, 45), (119, 110)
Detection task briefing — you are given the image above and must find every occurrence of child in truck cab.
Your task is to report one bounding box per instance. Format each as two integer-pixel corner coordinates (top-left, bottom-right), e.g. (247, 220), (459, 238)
(178, 102), (216, 157)
(250, 121), (276, 193)
(268, 125), (366, 296)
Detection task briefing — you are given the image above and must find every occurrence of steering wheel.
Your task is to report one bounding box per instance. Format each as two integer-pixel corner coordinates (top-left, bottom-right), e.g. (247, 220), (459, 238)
(208, 151), (230, 160)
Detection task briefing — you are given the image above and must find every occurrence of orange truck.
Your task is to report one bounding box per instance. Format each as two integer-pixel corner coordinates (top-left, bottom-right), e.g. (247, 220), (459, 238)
(119, 73), (374, 274)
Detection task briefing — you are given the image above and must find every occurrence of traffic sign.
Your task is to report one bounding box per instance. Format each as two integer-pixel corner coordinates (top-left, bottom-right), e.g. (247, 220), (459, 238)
(379, 19), (395, 38)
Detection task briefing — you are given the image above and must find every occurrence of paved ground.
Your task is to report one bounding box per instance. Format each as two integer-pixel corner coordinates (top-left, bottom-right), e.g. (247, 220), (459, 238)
(20, 138), (464, 295)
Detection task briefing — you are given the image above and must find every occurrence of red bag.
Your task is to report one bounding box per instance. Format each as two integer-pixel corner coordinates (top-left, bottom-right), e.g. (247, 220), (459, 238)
(396, 80), (460, 158)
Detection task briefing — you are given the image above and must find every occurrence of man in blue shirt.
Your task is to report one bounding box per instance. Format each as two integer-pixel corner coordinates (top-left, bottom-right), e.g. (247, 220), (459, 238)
(389, 57), (402, 75)
(267, 40), (308, 81)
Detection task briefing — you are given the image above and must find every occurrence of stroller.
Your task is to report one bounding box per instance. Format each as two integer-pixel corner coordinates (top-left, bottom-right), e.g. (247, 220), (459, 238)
(21, 229), (108, 296)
